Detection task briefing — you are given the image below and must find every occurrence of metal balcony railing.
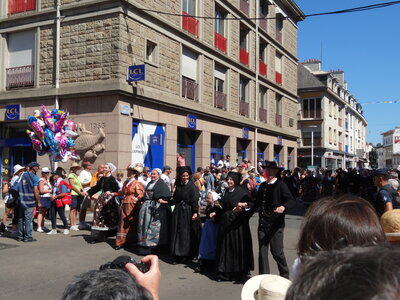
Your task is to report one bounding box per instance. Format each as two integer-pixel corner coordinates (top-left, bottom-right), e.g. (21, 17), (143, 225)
(214, 91), (227, 110)
(275, 113), (282, 127)
(275, 71), (282, 85)
(6, 65), (34, 89)
(239, 101), (249, 116)
(214, 32), (227, 53)
(239, 48), (249, 65)
(259, 107), (267, 122)
(8, 0), (36, 14)
(182, 77), (199, 101)
(259, 60), (267, 76)
(240, 0), (249, 15)
(182, 11), (198, 36)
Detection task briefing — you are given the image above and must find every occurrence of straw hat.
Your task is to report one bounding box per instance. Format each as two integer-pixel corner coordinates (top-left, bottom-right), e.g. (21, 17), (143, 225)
(127, 163), (143, 174)
(241, 275), (291, 300)
(381, 209), (400, 243)
(70, 162), (81, 169)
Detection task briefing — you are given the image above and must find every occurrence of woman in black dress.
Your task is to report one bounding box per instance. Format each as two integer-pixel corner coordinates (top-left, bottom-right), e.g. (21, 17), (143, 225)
(87, 163), (120, 244)
(216, 171), (254, 281)
(170, 166), (201, 264)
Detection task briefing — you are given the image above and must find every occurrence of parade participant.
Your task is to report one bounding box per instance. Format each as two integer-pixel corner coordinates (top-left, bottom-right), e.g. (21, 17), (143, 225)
(116, 172), (124, 191)
(321, 169), (335, 197)
(68, 162), (86, 231)
(137, 168), (172, 255)
(16, 161), (40, 242)
(48, 169), (70, 235)
(198, 191), (222, 273)
(115, 163), (145, 250)
(78, 161), (92, 230)
(193, 172), (206, 214)
(87, 163), (120, 244)
(37, 167), (52, 233)
(177, 152), (186, 167)
(90, 164), (105, 187)
(170, 166), (200, 264)
(216, 171), (254, 281)
(373, 168), (397, 216)
(255, 161), (295, 279)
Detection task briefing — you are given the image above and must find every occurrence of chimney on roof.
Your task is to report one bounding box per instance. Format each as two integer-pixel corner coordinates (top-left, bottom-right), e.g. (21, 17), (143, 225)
(330, 69), (345, 86)
(302, 59), (321, 71)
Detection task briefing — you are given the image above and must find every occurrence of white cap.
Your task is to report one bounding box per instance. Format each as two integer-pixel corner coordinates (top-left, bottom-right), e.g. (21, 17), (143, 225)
(41, 167), (50, 173)
(13, 164), (25, 174)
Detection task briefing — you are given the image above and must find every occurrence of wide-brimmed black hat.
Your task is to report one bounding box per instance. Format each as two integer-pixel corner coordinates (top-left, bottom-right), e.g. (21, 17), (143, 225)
(177, 166), (192, 176)
(262, 160), (283, 170)
(226, 171), (242, 185)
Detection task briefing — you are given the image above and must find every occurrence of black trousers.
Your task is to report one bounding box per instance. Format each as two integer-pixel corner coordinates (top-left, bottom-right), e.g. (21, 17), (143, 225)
(258, 225), (289, 278)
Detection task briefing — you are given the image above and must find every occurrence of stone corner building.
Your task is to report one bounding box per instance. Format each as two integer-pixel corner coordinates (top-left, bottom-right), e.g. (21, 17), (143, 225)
(0, 0), (304, 176)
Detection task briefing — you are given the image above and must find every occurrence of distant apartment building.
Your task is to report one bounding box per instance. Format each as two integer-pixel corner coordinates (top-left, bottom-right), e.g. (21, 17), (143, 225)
(297, 59), (368, 169)
(380, 127), (400, 169)
(0, 0), (305, 179)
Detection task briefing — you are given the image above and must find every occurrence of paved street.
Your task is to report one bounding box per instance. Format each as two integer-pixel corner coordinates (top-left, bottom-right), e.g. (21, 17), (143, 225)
(0, 202), (305, 300)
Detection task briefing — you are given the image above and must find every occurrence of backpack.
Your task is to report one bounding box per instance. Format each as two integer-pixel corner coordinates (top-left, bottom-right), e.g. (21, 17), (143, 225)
(5, 174), (24, 209)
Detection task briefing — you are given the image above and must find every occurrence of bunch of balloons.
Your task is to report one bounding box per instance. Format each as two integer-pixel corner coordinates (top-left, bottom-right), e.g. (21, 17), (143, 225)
(27, 104), (78, 163)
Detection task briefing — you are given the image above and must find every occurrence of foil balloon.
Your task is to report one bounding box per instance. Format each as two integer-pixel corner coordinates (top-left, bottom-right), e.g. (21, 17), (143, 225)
(65, 119), (77, 131)
(54, 112), (68, 132)
(44, 128), (59, 152)
(41, 104), (55, 131)
(27, 116), (45, 139)
(32, 139), (44, 152)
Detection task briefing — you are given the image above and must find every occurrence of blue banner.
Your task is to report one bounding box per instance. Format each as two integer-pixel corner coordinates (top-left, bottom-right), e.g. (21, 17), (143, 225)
(243, 128), (249, 139)
(187, 114), (197, 129)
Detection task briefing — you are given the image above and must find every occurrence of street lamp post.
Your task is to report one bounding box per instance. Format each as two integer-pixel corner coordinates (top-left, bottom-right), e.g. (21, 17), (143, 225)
(308, 125), (317, 167)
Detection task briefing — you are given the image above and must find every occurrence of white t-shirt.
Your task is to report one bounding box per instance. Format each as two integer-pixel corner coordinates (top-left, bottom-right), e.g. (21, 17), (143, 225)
(217, 160), (224, 168)
(160, 173), (172, 191)
(79, 169), (92, 192)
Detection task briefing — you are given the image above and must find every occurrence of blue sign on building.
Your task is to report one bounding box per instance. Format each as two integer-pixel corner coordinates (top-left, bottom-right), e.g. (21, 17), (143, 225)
(243, 128), (249, 139)
(127, 65), (146, 82)
(150, 134), (163, 146)
(187, 114), (197, 129)
(277, 136), (283, 145)
(5, 104), (21, 121)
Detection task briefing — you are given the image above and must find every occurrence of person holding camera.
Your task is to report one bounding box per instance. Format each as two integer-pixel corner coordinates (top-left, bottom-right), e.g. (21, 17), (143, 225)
(62, 255), (161, 300)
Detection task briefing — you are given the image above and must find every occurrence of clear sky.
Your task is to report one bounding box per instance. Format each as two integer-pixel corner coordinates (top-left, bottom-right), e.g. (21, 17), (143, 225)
(296, 0), (400, 145)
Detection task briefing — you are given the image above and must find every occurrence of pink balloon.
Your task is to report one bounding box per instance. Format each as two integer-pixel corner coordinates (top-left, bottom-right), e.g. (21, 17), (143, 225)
(41, 105), (55, 131)
(54, 112), (68, 132)
(31, 121), (45, 139)
(32, 139), (43, 152)
(65, 120), (77, 131)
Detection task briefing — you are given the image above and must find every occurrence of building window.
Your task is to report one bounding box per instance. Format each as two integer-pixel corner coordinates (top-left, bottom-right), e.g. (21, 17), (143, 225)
(8, 0), (36, 15)
(334, 129), (337, 145)
(214, 7), (227, 52)
(239, 24), (249, 65)
(240, 0), (249, 15)
(6, 30), (36, 89)
(275, 53), (282, 84)
(259, 86), (267, 122)
(259, 41), (267, 76)
(145, 40), (158, 65)
(329, 127), (332, 144)
(182, 0), (198, 36)
(302, 98), (321, 119)
(275, 94), (282, 127)
(275, 13), (283, 43)
(259, 0), (269, 30)
(214, 64), (227, 110)
(181, 47), (199, 101)
(239, 76), (249, 116)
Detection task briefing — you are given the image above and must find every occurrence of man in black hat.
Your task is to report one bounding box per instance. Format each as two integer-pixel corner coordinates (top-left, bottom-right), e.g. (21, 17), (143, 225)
(373, 168), (397, 216)
(254, 161), (295, 278)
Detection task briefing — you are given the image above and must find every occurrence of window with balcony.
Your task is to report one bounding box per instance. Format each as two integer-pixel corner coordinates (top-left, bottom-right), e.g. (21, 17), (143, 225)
(239, 76), (249, 116)
(214, 64), (227, 110)
(275, 53), (282, 85)
(259, 41), (267, 76)
(6, 30), (36, 89)
(8, 0), (36, 15)
(275, 13), (283, 43)
(182, 0), (198, 36)
(275, 94), (282, 127)
(181, 47), (199, 101)
(214, 8), (227, 53)
(302, 98), (321, 119)
(259, 86), (267, 122)
(239, 25), (249, 65)
(259, 0), (269, 31)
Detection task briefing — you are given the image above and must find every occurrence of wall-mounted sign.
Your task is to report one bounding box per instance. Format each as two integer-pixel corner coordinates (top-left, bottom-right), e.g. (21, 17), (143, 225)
(150, 134), (163, 146)
(243, 128), (249, 139)
(120, 104), (131, 115)
(127, 64), (146, 82)
(187, 114), (197, 129)
(277, 136), (283, 145)
(5, 104), (21, 121)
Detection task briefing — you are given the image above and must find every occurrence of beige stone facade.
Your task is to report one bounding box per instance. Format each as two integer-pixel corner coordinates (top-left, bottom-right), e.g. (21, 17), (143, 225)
(0, 0), (304, 175)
